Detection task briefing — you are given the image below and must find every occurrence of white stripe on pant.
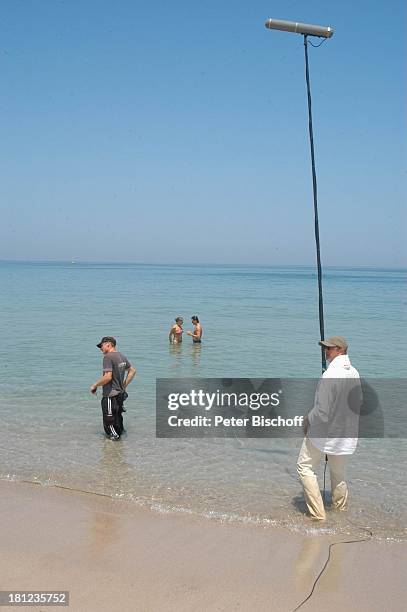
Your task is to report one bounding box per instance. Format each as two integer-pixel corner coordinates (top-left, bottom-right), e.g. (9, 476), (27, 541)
(297, 438), (348, 521)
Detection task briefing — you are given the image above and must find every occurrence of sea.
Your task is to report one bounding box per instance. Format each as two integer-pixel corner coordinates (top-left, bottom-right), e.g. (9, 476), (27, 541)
(1, 261), (406, 541)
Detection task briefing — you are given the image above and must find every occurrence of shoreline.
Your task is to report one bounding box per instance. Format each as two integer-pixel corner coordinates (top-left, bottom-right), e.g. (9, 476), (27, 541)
(2, 474), (405, 543)
(1, 480), (406, 611)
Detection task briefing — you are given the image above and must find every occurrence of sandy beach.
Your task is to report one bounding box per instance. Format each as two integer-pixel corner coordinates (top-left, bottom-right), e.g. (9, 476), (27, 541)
(0, 480), (405, 612)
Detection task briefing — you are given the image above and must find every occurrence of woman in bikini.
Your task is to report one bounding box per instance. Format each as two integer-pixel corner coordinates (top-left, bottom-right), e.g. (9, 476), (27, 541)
(169, 317), (184, 344)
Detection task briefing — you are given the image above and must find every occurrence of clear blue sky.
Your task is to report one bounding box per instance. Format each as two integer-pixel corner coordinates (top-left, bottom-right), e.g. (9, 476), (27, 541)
(1, 0), (405, 266)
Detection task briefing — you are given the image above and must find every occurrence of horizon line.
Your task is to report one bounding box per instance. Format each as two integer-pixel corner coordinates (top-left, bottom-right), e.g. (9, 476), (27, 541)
(0, 258), (406, 270)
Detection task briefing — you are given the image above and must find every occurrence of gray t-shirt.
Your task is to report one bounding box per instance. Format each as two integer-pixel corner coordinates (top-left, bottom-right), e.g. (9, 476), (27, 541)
(102, 351), (131, 397)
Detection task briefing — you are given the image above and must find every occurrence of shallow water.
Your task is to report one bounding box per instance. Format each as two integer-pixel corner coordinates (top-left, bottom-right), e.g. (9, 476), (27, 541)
(1, 261), (406, 540)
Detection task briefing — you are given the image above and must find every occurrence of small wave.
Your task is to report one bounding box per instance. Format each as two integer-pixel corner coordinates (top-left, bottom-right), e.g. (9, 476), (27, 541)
(1, 474), (405, 542)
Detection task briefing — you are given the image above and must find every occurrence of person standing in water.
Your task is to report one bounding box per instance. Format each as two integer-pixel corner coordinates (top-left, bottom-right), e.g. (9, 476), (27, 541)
(187, 316), (202, 343)
(297, 336), (361, 520)
(90, 336), (136, 440)
(169, 317), (184, 344)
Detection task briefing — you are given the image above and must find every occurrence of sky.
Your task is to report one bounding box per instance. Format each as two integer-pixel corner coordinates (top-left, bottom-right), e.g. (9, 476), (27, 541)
(1, 0), (406, 266)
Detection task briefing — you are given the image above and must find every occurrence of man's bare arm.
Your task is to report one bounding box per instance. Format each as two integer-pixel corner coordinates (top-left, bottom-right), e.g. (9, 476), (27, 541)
(187, 325), (202, 339)
(90, 371), (112, 394)
(124, 366), (136, 388)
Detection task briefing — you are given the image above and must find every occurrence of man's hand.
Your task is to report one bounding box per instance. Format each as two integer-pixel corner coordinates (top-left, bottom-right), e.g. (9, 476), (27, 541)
(90, 384), (97, 394)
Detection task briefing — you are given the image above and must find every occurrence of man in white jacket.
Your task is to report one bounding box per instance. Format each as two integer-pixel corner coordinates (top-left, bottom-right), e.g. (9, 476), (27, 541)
(297, 336), (361, 520)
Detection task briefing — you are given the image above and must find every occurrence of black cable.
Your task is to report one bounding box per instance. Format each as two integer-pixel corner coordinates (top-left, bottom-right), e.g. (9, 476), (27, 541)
(20, 478), (113, 499)
(322, 455), (328, 503)
(293, 36), (373, 612)
(303, 34), (326, 373)
(308, 38), (328, 48)
(292, 519), (373, 611)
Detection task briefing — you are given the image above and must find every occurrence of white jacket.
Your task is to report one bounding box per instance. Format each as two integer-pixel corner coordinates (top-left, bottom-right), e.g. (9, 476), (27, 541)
(308, 354), (361, 455)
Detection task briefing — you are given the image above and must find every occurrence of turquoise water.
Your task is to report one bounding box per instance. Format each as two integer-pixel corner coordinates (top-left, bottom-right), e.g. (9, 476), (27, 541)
(1, 261), (406, 540)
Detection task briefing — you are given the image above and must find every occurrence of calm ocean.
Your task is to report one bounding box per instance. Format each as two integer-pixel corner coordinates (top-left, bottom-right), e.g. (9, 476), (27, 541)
(1, 261), (406, 540)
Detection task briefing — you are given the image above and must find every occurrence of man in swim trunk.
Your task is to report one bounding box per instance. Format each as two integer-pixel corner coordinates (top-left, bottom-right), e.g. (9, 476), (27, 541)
(187, 316), (202, 343)
(90, 336), (136, 440)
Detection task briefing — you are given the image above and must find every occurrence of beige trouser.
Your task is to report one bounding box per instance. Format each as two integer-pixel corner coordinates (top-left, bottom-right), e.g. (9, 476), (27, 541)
(296, 438), (349, 521)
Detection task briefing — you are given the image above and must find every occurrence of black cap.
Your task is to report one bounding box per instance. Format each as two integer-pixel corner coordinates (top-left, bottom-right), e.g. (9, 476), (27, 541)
(96, 336), (116, 348)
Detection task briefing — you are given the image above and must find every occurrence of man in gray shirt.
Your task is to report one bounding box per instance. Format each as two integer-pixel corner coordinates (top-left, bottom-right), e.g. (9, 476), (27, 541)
(90, 336), (136, 440)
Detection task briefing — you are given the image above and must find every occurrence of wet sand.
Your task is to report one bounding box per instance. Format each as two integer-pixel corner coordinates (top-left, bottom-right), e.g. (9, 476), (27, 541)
(0, 480), (405, 611)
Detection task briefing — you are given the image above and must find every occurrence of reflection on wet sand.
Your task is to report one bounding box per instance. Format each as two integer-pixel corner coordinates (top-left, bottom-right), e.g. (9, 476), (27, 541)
(293, 532), (345, 597)
(87, 439), (136, 557)
(88, 508), (121, 559)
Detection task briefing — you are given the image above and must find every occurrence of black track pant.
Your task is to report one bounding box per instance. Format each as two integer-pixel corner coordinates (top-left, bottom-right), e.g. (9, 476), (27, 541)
(101, 394), (125, 439)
